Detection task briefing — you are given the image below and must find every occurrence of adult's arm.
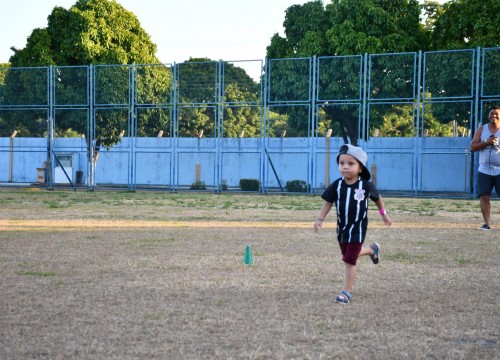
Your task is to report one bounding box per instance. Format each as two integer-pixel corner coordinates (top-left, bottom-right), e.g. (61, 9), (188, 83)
(470, 126), (489, 152)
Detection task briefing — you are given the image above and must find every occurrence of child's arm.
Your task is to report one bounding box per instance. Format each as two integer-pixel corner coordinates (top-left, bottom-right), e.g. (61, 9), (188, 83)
(374, 197), (392, 226)
(313, 201), (333, 232)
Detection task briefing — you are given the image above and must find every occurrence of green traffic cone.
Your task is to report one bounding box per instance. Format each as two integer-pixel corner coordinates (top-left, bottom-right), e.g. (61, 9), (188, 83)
(243, 245), (253, 265)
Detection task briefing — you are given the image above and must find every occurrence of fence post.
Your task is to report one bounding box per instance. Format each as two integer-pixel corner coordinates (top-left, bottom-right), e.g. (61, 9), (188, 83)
(325, 129), (332, 187)
(8, 130), (17, 182)
(415, 50), (423, 196)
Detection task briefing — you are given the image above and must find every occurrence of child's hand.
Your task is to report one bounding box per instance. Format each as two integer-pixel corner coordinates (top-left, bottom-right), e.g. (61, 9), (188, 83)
(381, 214), (392, 227)
(313, 219), (323, 232)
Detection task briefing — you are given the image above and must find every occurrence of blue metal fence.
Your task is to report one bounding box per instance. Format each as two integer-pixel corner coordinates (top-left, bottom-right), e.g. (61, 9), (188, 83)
(0, 48), (499, 197)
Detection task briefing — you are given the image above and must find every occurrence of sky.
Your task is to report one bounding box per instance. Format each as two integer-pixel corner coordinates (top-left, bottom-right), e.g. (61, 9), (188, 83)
(0, 0), (309, 78)
(0, 0), (445, 79)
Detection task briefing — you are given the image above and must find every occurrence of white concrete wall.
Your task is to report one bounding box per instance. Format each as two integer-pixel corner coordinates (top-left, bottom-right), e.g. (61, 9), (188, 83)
(0, 136), (472, 194)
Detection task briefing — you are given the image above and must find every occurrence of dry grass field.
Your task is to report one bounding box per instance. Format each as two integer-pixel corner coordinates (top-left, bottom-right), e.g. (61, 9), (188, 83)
(0, 189), (499, 359)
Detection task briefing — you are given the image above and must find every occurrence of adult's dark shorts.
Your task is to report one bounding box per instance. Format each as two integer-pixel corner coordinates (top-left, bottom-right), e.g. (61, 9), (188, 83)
(477, 171), (500, 198)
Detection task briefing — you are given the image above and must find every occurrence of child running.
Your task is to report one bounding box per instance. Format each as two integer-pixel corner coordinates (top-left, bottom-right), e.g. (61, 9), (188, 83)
(313, 144), (392, 304)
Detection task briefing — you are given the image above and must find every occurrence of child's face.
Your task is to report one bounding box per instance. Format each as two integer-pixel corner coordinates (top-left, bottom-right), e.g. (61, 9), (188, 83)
(338, 154), (362, 181)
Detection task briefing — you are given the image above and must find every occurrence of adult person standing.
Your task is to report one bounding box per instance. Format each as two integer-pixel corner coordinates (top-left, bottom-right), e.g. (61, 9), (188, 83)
(470, 106), (500, 230)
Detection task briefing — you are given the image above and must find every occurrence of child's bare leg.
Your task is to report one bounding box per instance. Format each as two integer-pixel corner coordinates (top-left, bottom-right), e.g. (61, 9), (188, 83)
(358, 246), (374, 257)
(343, 263), (356, 293)
(343, 246), (373, 292)
(360, 242), (380, 264)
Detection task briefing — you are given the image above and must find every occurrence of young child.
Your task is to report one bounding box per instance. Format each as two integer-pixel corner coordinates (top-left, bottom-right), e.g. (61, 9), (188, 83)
(313, 144), (392, 304)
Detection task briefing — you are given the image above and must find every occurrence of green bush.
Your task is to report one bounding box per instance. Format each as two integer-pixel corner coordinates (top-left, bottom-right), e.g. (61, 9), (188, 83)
(239, 178), (260, 191)
(286, 180), (309, 193)
(190, 181), (206, 190)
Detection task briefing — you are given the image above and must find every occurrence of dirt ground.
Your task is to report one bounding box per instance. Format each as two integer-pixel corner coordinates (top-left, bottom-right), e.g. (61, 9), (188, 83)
(0, 190), (499, 359)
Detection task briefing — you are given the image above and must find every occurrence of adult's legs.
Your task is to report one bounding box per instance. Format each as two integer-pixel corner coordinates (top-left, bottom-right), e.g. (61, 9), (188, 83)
(480, 194), (491, 227)
(477, 172), (495, 227)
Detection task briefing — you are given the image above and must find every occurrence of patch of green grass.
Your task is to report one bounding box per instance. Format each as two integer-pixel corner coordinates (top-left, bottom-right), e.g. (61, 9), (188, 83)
(148, 200), (164, 207)
(383, 198), (478, 215)
(127, 237), (176, 247)
(145, 310), (169, 321)
(267, 205), (282, 210)
(384, 252), (426, 263)
(455, 257), (473, 266)
(0, 190), (481, 219)
(44, 200), (67, 209)
(17, 270), (55, 276)
(416, 240), (431, 246)
(216, 299), (227, 306)
(152, 264), (188, 271)
(316, 320), (327, 335)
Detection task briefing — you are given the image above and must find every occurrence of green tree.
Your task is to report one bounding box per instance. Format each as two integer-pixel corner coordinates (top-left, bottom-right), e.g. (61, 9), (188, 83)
(268, 111), (289, 137)
(426, 0), (500, 130)
(177, 58), (261, 138)
(266, 0), (429, 144)
(431, 0), (500, 50)
(324, 0), (427, 55)
(222, 83), (260, 138)
(0, 64), (10, 135)
(420, 1), (446, 34)
(2, 0), (169, 149)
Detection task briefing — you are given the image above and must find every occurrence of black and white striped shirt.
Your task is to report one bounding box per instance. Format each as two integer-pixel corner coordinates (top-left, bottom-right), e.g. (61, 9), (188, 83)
(321, 177), (380, 244)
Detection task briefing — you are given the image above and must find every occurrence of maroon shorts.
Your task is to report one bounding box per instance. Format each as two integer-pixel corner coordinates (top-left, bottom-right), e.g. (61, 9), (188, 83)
(339, 242), (363, 266)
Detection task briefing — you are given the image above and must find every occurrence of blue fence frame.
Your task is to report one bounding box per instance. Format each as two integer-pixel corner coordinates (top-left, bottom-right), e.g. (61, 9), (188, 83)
(1, 48), (499, 197)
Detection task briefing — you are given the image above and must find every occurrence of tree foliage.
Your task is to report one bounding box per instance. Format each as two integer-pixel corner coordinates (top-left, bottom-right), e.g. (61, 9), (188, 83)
(325, 0), (427, 55)
(2, 0), (168, 148)
(10, 0), (159, 67)
(266, 0), (499, 144)
(222, 83), (260, 138)
(177, 58), (261, 138)
(268, 0), (427, 58)
(431, 0), (500, 50)
(266, 0), (428, 144)
(1, 0), (499, 143)
(425, 0), (500, 130)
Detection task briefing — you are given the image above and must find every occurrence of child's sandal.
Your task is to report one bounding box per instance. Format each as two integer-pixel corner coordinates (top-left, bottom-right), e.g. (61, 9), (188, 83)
(370, 242), (380, 264)
(335, 290), (352, 304)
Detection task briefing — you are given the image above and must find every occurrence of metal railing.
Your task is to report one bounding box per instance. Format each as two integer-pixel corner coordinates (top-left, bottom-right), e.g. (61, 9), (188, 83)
(0, 48), (499, 197)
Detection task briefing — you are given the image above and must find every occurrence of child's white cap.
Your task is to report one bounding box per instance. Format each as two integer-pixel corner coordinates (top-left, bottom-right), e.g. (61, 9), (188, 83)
(337, 144), (371, 180)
